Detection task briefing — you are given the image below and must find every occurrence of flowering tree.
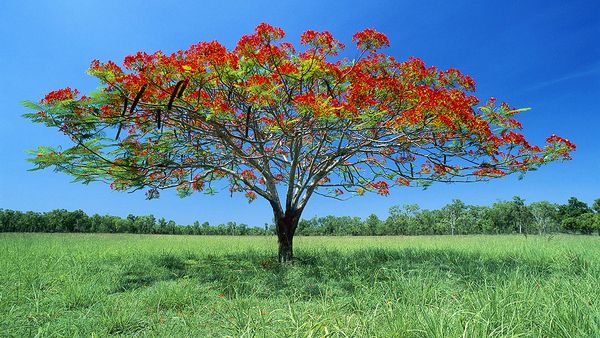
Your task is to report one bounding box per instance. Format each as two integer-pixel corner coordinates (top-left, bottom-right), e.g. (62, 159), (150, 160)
(24, 23), (575, 262)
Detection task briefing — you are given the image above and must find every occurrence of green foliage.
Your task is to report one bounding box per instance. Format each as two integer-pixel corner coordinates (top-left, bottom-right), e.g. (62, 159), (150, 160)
(559, 197), (590, 219)
(2, 196), (598, 236)
(576, 213), (596, 235)
(592, 198), (600, 214)
(1, 234), (598, 336)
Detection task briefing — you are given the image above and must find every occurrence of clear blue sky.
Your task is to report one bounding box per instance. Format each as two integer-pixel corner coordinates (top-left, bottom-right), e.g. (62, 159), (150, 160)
(1, 0), (598, 226)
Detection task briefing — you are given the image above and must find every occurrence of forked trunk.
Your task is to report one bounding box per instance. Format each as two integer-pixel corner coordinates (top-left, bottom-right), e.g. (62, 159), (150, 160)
(275, 209), (300, 263)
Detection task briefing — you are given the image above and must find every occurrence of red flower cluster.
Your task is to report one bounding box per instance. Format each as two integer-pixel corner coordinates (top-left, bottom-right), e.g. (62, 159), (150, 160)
(352, 28), (390, 51)
(545, 134), (576, 160)
(123, 51), (155, 71)
(255, 22), (285, 42)
(247, 74), (271, 87)
(395, 177), (410, 186)
(191, 174), (205, 191)
(40, 87), (79, 104)
(293, 91), (316, 106)
(240, 170), (257, 181)
(443, 68), (476, 91)
(89, 59), (123, 79)
(368, 181), (390, 196)
(244, 191), (257, 202)
(473, 167), (507, 177)
(300, 30), (345, 55)
(235, 23), (286, 59)
(501, 131), (530, 147)
(188, 41), (232, 66)
(235, 34), (262, 57)
(546, 134), (576, 149)
(277, 62), (299, 75)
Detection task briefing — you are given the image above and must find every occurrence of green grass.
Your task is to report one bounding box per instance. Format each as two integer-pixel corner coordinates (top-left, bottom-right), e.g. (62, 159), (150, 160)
(1, 234), (599, 337)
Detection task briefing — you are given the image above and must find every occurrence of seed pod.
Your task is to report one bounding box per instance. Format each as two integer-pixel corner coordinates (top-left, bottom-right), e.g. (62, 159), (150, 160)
(245, 107), (252, 138)
(324, 80), (333, 97)
(177, 80), (188, 98)
(115, 97), (129, 140)
(167, 81), (184, 111)
(129, 84), (147, 114)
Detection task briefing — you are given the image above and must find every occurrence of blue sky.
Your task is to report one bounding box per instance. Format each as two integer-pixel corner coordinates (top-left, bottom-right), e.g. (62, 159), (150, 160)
(1, 0), (598, 226)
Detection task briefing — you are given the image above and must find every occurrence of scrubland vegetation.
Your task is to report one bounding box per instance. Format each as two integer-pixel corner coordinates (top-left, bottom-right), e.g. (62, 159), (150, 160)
(2, 197), (599, 236)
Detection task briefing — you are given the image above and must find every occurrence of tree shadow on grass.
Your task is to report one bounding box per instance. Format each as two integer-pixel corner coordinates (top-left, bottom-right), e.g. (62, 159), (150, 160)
(114, 247), (592, 299)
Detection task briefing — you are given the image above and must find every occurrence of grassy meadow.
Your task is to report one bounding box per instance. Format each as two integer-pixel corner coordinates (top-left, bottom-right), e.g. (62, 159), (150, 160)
(0, 234), (599, 337)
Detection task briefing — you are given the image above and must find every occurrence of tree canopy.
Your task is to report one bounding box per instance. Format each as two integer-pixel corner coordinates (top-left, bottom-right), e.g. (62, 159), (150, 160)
(24, 23), (575, 261)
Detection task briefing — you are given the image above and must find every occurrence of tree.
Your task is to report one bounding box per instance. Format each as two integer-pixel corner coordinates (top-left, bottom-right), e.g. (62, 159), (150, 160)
(486, 201), (514, 234)
(592, 199), (600, 236)
(24, 23), (575, 262)
(593, 214), (600, 236)
(384, 205), (409, 235)
(576, 213), (595, 235)
(466, 205), (491, 234)
(592, 198), (600, 214)
(364, 214), (383, 235)
(511, 196), (533, 234)
(529, 201), (559, 235)
(559, 197), (590, 231)
(442, 199), (466, 235)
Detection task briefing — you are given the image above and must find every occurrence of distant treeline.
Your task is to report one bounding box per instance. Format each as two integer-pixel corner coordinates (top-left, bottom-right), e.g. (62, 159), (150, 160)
(1, 197), (599, 236)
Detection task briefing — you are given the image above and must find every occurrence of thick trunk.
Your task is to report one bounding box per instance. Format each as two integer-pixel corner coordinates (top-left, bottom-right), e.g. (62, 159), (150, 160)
(278, 232), (293, 263)
(275, 209), (300, 263)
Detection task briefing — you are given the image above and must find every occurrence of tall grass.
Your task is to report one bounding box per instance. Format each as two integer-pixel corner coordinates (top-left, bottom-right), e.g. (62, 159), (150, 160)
(1, 234), (598, 337)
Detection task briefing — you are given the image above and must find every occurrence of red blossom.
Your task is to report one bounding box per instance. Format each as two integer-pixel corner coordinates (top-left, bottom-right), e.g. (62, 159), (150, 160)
(40, 87), (79, 104)
(300, 30), (319, 44)
(255, 23), (285, 42)
(501, 131), (530, 147)
(277, 62), (299, 75)
(300, 30), (345, 55)
(473, 167), (507, 177)
(546, 134), (576, 149)
(189, 41), (230, 65)
(247, 74), (271, 87)
(244, 191), (257, 202)
(395, 177), (410, 186)
(240, 170), (257, 181)
(352, 28), (390, 51)
(368, 181), (390, 196)
(123, 51), (155, 71)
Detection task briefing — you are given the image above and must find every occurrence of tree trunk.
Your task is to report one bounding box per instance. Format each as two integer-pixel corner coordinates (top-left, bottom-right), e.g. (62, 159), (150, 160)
(275, 209), (300, 263)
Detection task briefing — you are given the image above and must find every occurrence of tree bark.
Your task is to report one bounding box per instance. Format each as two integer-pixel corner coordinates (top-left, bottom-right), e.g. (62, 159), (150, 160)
(275, 209), (300, 263)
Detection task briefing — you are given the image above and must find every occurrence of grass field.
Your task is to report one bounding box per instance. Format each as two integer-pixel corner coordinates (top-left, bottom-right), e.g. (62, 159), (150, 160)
(0, 234), (599, 337)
